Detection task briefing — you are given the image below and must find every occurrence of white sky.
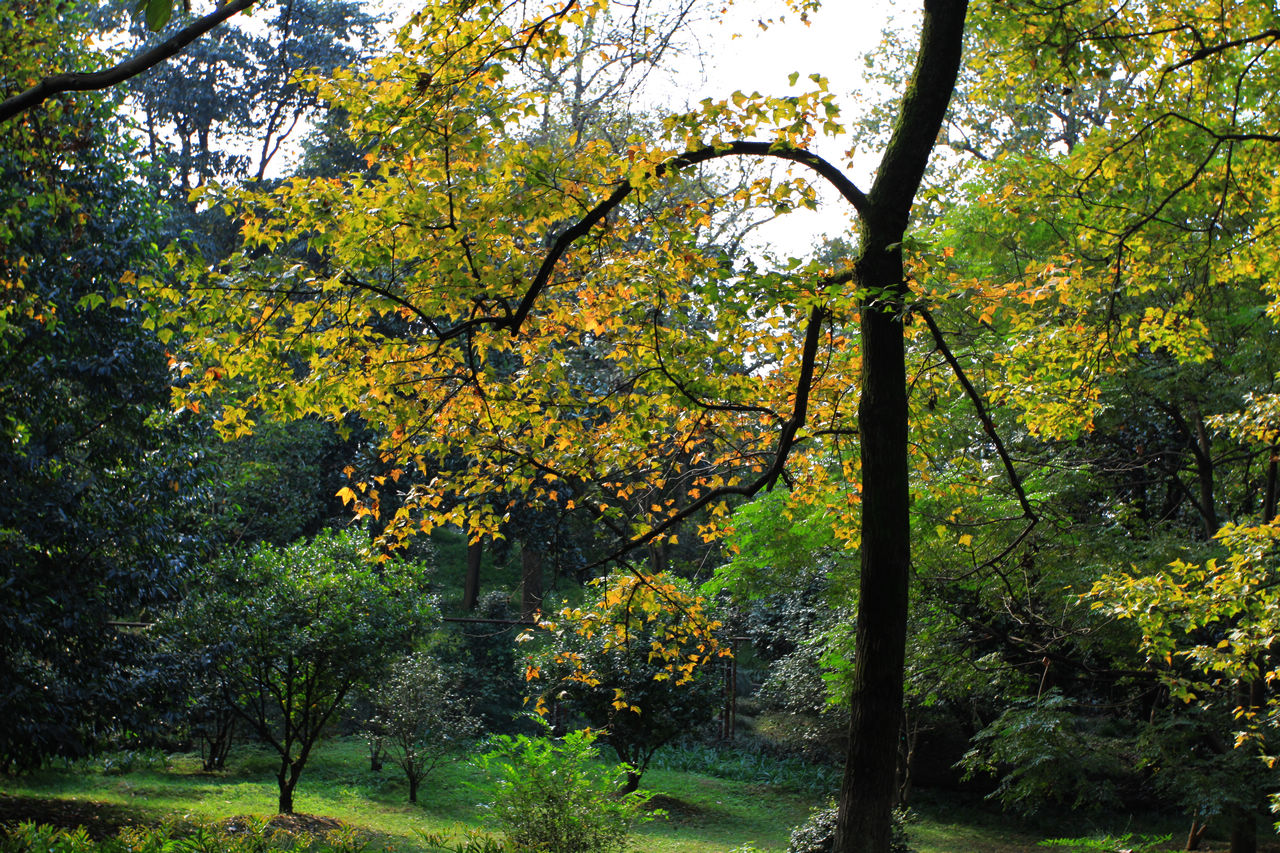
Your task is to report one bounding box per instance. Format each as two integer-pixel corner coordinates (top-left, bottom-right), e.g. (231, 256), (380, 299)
(282, 0), (908, 255)
(679, 0), (903, 256)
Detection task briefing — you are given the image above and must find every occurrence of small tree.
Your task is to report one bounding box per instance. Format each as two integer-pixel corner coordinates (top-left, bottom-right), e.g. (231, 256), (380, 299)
(166, 529), (433, 813)
(368, 652), (480, 803)
(525, 572), (726, 792)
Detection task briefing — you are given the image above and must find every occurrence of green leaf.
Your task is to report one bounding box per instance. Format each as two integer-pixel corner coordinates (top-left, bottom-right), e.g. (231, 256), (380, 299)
(143, 0), (173, 32)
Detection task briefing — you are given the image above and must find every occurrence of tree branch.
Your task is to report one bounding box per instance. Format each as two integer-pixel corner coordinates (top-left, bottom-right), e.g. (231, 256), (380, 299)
(430, 141), (867, 341)
(0, 0), (258, 124)
(919, 306), (1037, 524)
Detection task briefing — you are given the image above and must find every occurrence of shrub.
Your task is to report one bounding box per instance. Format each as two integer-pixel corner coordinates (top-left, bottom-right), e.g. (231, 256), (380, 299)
(787, 801), (913, 853)
(0, 819), (375, 853)
(163, 529), (435, 813)
(475, 727), (652, 853)
(957, 691), (1134, 815)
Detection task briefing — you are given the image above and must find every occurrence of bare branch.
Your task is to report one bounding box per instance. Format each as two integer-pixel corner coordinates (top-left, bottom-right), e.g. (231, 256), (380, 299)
(919, 306), (1037, 524)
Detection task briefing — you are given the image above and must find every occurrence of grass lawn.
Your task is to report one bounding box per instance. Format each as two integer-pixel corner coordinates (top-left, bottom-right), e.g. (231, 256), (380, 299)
(0, 738), (816, 852)
(3, 738), (1279, 852)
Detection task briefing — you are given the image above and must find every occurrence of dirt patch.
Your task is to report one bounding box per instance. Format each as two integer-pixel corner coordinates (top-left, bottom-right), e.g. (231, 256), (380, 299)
(0, 795), (150, 840)
(263, 813), (351, 837)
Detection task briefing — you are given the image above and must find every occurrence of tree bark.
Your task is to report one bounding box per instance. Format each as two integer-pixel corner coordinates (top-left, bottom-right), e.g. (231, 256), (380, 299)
(464, 537), (482, 610)
(277, 765), (298, 814)
(833, 2), (968, 851)
(1230, 807), (1257, 853)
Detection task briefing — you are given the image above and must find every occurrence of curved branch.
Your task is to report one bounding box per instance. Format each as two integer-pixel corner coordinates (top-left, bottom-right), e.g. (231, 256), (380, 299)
(919, 306), (1037, 524)
(0, 0), (258, 124)
(437, 141), (867, 339)
(1163, 28), (1280, 77)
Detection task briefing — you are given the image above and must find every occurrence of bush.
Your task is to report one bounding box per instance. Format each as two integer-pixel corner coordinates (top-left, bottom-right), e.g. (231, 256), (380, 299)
(163, 529), (435, 813)
(787, 801), (913, 853)
(475, 727), (652, 853)
(957, 691), (1134, 815)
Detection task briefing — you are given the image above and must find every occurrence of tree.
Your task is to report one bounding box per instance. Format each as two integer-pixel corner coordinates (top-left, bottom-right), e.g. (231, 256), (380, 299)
(0, 0), (202, 772)
(165, 529), (434, 813)
(525, 571), (725, 792)
(924, 4), (1280, 845)
(366, 652), (479, 803)
(157, 1), (967, 848)
(125, 0), (383, 199)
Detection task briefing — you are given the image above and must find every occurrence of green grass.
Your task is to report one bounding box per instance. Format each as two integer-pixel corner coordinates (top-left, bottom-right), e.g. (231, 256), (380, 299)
(0, 738), (816, 853)
(7, 739), (1272, 853)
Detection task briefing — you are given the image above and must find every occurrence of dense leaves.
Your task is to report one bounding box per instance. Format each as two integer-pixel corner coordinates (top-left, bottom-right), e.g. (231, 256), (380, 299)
(523, 572), (725, 790)
(0, 0), (194, 773)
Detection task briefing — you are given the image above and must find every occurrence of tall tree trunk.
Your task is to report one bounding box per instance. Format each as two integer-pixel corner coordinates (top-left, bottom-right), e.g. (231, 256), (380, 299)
(1265, 445), (1277, 521)
(832, 2), (968, 851)
(1229, 808), (1257, 853)
(464, 537), (482, 610)
(1192, 409), (1218, 538)
(837, 231), (912, 853)
(521, 546), (543, 620)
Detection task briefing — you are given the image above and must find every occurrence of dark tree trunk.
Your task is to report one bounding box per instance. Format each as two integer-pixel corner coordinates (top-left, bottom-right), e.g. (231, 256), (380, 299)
(837, 232), (912, 853)
(277, 771), (296, 814)
(408, 774), (420, 803)
(464, 537), (482, 610)
(649, 538), (666, 574)
(277, 757), (305, 814)
(619, 768), (641, 795)
(200, 709), (235, 771)
(832, 1), (968, 851)
(1265, 446), (1277, 521)
(1192, 409), (1218, 538)
(521, 546), (543, 620)
(1230, 808), (1257, 853)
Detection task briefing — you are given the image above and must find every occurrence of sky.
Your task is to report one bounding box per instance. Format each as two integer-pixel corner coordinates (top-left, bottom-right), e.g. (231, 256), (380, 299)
(677, 0), (904, 255)
(274, 0), (908, 255)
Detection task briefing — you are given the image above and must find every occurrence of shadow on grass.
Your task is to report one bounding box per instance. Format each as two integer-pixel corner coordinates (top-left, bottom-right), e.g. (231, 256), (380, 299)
(0, 794), (157, 840)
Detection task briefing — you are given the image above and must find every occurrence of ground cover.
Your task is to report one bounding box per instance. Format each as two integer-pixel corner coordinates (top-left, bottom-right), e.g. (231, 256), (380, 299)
(0, 738), (815, 853)
(1, 738), (1277, 852)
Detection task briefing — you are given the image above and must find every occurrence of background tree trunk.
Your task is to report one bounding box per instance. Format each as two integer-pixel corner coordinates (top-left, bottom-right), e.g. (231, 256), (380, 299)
(464, 537), (482, 611)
